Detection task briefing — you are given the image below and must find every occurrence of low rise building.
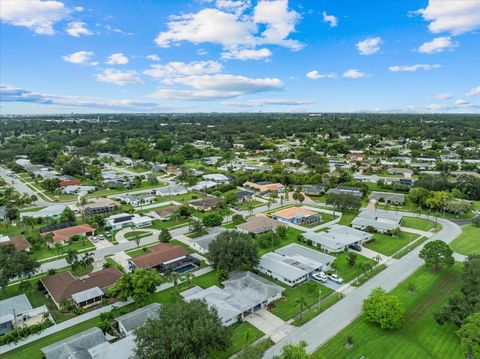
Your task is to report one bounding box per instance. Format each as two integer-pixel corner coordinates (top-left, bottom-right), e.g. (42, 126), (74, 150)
(0, 234), (31, 251)
(43, 224), (95, 246)
(237, 216), (283, 235)
(243, 181), (285, 193)
(128, 243), (197, 273)
(369, 191), (405, 205)
(351, 209), (403, 233)
(271, 207), (321, 226)
(189, 197), (222, 211)
(0, 294), (49, 336)
(326, 186), (363, 198)
(303, 224), (373, 253)
(105, 213), (152, 230)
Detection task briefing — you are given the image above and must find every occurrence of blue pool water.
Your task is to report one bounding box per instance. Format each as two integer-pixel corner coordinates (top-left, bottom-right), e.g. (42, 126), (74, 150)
(175, 264), (197, 273)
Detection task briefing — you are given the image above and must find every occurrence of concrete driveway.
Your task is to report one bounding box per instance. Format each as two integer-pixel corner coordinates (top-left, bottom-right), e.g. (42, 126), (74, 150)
(245, 309), (296, 343)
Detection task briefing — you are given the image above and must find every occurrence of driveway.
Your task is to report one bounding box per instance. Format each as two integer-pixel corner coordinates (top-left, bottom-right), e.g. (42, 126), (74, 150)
(263, 214), (462, 358)
(245, 309), (296, 343)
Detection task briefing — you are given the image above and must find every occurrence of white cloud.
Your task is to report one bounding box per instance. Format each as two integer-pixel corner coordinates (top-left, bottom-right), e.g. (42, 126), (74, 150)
(62, 51), (96, 65)
(343, 69), (367, 79)
(356, 37), (381, 55)
(66, 21), (92, 37)
(434, 92), (452, 100)
(388, 64), (441, 72)
(415, 0), (480, 35)
(96, 69), (143, 85)
(417, 36), (458, 53)
(466, 86), (480, 96)
(225, 98), (314, 107)
(0, 0), (69, 35)
(221, 48), (271, 60)
(454, 99), (469, 105)
(144, 61), (222, 79)
(306, 70), (336, 79)
(146, 54), (160, 61)
(150, 74), (283, 100)
(322, 11), (338, 27)
(154, 0), (302, 57)
(104, 24), (133, 36)
(106, 53), (129, 65)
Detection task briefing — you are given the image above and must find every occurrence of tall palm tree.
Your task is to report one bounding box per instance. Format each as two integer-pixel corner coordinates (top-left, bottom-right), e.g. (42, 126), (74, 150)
(81, 252), (94, 268)
(296, 297), (307, 319)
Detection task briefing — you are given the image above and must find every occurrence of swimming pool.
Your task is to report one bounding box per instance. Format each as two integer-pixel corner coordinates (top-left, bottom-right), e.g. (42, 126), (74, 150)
(175, 263), (197, 273)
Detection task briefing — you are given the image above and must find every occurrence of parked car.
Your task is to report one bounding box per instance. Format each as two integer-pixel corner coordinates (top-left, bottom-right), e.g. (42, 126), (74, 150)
(327, 274), (343, 284)
(97, 234), (105, 241)
(349, 243), (362, 252)
(312, 272), (328, 283)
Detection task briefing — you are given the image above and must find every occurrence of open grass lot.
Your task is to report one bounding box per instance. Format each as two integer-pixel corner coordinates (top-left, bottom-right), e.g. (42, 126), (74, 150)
(332, 252), (376, 283)
(124, 230), (152, 240)
(402, 216), (439, 231)
(364, 231), (418, 256)
(271, 281), (333, 321)
(258, 227), (303, 256)
(211, 322), (264, 359)
(316, 264), (465, 359)
(450, 224), (480, 256)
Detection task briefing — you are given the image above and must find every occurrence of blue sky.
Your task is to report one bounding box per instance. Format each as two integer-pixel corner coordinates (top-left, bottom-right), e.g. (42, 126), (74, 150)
(1, 0), (479, 114)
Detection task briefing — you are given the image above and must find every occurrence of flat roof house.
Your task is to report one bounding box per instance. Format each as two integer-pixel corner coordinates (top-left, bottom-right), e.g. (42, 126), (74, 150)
(43, 224), (95, 246)
(189, 196), (222, 211)
(0, 294), (49, 336)
(257, 244), (334, 287)
(271, 207), (321, 226)
(351, 210), (403, 233)
(369, 191), (405, 205)
(128, 243), (197, 273)
(181, 271), (283, 326)
(237, 216), (283, 235)
(83, 198), (118, 216)
(303, 224), (373, 253)
(41, 268), (122, 309)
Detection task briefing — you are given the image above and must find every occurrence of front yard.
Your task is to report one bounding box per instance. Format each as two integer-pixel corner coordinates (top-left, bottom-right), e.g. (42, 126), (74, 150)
(450, 224), (480, 256)
(401, 216), (440, 231)
(331, 252), (376, 283)
(364, 231), (419, 256)
(30, 239), (95, 261)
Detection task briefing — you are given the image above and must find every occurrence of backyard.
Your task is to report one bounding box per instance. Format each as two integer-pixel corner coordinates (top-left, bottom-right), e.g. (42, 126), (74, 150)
(316, 264), (465, 359)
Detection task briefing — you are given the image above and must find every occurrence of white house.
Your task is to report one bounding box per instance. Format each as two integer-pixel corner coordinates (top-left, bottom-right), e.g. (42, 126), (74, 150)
(351, 209), (403, 233)
(105, 213), (153, 230)
(303, 224), (373, 253)
(202, 173), (230, 183)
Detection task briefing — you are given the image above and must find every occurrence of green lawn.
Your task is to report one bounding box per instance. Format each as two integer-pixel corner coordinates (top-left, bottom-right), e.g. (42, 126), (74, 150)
(271, 281), (333, 320)
(402, 216), (439, 232)
(71, 264), (93, 276)
(450, 224), (480, 256)
(316, 264), (465, 359)
(124, 230), (152, 240)
(331, 252), (376, 283)
(125, 245), (153, 257)
(237, 200), (264, 210)
(211, 322), (264, 359)
(258, 227), (303, 256)
(338, 211), (359, 226)
(148, 218), (190, 230)
(292, 294), (342, 326)
(364, 231), (418, 256)
(30, 240), (95, 261)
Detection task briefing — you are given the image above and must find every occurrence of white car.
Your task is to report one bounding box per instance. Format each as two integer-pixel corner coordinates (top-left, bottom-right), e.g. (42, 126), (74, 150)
(312, 272), (328, 283)
(327, 274), (344, 284)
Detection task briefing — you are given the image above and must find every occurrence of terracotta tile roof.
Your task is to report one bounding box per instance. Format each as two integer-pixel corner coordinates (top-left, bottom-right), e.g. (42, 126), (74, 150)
(131, 243), (188, 269)
(41, 268), (122, 303)
(59, 179), (81, 187)
(272, 207), (317, 220)
(44, 224), (95, 242)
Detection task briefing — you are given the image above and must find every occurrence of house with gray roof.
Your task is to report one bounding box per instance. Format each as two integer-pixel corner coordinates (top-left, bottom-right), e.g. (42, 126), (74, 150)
(303, 224), (373, 253)
(0, 294), (49, 335)
(369, 191), (405, 205)
(115, 303), (161, 337)
(41, 327), (106, 359)
(351, 209), (403, 233)
(326, 186), (363, 198)
(181, 271), (283, 326)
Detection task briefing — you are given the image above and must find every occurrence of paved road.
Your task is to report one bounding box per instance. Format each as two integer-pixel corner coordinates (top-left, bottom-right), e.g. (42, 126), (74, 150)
(0, 166), (52, 206)
(263, 215), (461, 358)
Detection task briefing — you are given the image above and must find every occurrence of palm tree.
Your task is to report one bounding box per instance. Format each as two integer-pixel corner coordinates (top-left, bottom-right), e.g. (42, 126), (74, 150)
(65, 249), (79, 268)
(79, 196), (88, 222)
(81, 252), (94, 268)
(168, 272), (181, 290)
(134, 234), (141, 247)
(296, 297), (307, 319)
(182, 272), (195, 288)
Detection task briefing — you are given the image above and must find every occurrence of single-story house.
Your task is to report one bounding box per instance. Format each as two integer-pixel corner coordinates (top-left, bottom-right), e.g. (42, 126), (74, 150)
(83, 198), (118, 216)
(181, 271), (283, 326)
(271, 207), (321, 226)
(243, 181), (285, 193)
(190, 180), (218, 191)
(303, 224), (373, 253)
(301, 185), (325, 196)
(237, 216), (283, 235)
(41, 268), (122, 309)
(61, 185), (96, 195)
(203, 156), (222, 166)
(128, 243), (197, 273)
(326, 186), (364, 198)
(189, 227), (227, 254)
(388, 168), (413, 176)
(154, 184), (188, 197)
(257, 244), (334, 287)
(189, 197), (222, 211)
(236, 190), (254, 202)
(243, 165), (273, 172)
(59, 179), (81, 188)
(105, 213), (152, 230)
(202, 173), (230, 183)
(0, 234), (31, 251)
(43, 224), (95, 246)
(369, 191), (405, 205)
(119, 193), (156, 207)
(353, 174), (381, 184)
(0, 294), (49, 336)
(115, 303), (161, 337)
(20, 204), (66, 219)
(351, 210), (403, 233)
(154, 205), (181, 220)
(41, 327), (107, 359)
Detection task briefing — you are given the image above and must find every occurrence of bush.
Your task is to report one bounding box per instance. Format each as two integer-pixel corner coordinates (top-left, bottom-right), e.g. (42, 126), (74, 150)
(0, 320), (52, 345)
(202, 213), (224, 227)
(232, 214), (244, 225)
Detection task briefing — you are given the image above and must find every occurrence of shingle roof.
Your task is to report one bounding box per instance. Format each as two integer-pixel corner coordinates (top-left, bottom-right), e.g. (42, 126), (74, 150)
(45, 224), (95, 242)
(115, 303), (161, 334)
(237, 217), (283, 234)
(41, 327), (106, 359)
(130, 243), (188, 269)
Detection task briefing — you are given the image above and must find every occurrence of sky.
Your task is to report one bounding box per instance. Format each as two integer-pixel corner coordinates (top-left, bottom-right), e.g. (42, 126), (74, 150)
(0, 0), (479, 114)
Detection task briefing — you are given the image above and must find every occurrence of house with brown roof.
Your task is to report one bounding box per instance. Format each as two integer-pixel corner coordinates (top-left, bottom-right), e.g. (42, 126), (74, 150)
(237, 217), (283, 235)
(128, 243), (198, 273)
(243, 181), (285, 194)
(42, 224), (95, 247)
(59, 179), (81, 188)
(41, 268), (122, 309)
(189, 197), (222, 211)
(271, 207), (321, 226)
(0, 235), (31, 251)
(154, 204), (181, 220)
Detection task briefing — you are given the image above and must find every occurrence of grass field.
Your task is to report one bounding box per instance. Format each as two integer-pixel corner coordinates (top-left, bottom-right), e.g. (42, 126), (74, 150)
(332, 252), (376, 283)
(450, 224), (480, 256)
(364, 232), (418, 256)
(30, 240), (95, 261)
(316, 264), (465, 359)
(237, 200), (264, 210)
(211, 322), (264, 359)
(124, 230), (152, 240)
(271, 281), (333, 320)
(402, 217), (439, 231)
(338, 211), (359, 226)
(257, 227), (303, 256)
